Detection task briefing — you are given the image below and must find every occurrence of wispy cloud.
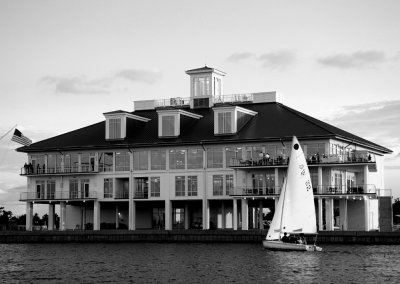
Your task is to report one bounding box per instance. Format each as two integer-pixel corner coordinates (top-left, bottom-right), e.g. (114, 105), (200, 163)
(115, 69), (162, 84)
(41, 75), (111, 95)
(318, 50), (387, 69)
(259, 50), (296, 69)
(226, 52), (256, 62)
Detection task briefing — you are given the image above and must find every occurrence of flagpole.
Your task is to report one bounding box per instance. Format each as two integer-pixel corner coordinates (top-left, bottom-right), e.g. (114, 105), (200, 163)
(0, 124), (17, 141)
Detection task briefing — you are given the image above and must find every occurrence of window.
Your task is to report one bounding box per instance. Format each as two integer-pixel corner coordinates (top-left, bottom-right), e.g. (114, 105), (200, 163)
(99, 152), (113, 172)
(265, 145), (277, 159)
(47, 154), (61, 174)
(64, 153), (79, 173)
(162, 115), (175, 137)
(135, 178), (148, 198)
(187, 149), (203, 169)
(151, 150), (166, 170)
(193, 76), (210, 96)
(225, 147), (242, 167)
(213, 175), (223, 196)
(188, 176), (198, 196)
(175, 176), (185, 196)
(46, 180), (55, 199)
(217, 112), (232, 134)
(307, 143), (325, 156)
(226, 175), (233, 195)
(150, 177), (160, 197)
(207, 148), (223, 168)
(109, 118), (122, 139)
(69, 179), (78, 199)
(133, 150), (148, 171)
(36, 180), (45, 199)
(81, 179), (90, 198)
(116, 151), (130, 171)
(170, 150), (186, 170)
(214, 77), (221, 96)
(104, 178), (113, 198)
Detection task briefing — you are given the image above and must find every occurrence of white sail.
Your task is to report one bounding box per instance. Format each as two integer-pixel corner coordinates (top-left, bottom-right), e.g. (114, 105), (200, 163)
(266, 136), (317, 240)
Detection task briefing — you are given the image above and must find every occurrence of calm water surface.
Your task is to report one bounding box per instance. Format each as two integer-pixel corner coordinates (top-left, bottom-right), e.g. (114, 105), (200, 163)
(0, 243), (399, 283)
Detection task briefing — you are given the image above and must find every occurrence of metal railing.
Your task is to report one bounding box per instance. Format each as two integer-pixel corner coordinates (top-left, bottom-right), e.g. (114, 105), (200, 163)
(230, 186), (281, 196)
(115, 190), (129, 199)
(20, 191), (97, 201)
(154, 94), (255, 108)
(315, 184), (376, 195)
(20, 166), (99, 176)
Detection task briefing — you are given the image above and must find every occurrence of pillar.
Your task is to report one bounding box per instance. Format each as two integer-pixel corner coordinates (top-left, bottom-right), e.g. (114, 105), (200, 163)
(318, 198), (323, 231)
(116, 204), (119, 230)
(233, 199), (238, 230)
(59, 201), (67, 231)
(93, 200), (100, 230)
(364, 165), (369, 192)
(241, 198), (248, 230)
(26, 202), (33, 231)
(48, 203), (55, 231)
(364, 198), (370, 231)
(274, 168), (279, 193)
(82, 202), (86, 230)
(339, 198), (348, 230)
(129, 199), (136, 230)
(318, 167), (323, 193)
(184, 202), (190, 230)
(165, 199), (172, 230)
(259, 200), (264, 229)
(221, 202), (225, 229)
(325, 198), (334, 231)
(202, 199), (209, 230)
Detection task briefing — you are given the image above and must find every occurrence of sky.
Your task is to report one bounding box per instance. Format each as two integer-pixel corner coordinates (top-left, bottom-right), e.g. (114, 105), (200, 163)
(0, 0), (399, 216)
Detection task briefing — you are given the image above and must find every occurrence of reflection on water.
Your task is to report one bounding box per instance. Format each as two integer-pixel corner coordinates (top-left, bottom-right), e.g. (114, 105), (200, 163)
(1, 243), (399, 283)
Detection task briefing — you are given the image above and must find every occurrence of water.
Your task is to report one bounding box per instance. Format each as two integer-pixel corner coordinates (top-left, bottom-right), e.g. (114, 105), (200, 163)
(0, 243), (399, 283)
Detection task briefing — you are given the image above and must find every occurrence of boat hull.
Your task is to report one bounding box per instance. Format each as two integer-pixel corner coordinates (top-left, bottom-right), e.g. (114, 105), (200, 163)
(263, 240), (322, 252)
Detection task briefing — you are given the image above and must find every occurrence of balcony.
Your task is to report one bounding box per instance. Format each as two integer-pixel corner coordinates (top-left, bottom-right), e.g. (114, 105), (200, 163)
(20, 190), (97, 202)
(315, 184), (377, 195)
(20, 165), (99, 176)
(115, 190), (129, 199)
(230, 187), (281, 196)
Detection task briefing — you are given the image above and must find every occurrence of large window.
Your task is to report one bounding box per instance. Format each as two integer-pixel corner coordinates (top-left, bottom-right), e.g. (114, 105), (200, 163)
(133, 150), (148, 171)
(175, 176), (185, 197)
(69, 179), (79, 199)
(46, 154), (61, 174)
(213, 175), (224, 196)
(217, 112), (232, 134)
(207, 148), (223, 168)
(188, 176), (198, 196)
(226, 175), (234, 195)
(150, 177), (161, 197)
(109, 118), (122, 139)
(161, 115), (175, 137)
(99, 152), (113, 172)
(307, 143), (325, 156)
(80, 179), (90, 198)
(151, 150), (166, 170)
(116, 151), (130, 171)
(46, 180), (56, 199)
(64, 153), (79, 173)
(104, 178), (113, 198)
(225, 147), (242, 167)
(193, 76), (211, 96)
(187, 149), (203, 169)
(170, 150), (186, 170)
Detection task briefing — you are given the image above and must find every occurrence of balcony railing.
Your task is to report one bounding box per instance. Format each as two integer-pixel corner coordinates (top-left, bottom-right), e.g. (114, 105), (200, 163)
(20, 191), (97, 201)
(20, 165), (99, 176)
(315, 184), (376, 195)
(230, 187), (282, 196)
(115, 190), (129, 199)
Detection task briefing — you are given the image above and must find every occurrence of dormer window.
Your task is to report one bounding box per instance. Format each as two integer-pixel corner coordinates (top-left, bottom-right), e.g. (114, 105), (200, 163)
(157, 109), (202, 138)
(104, 110), (150, 140)
(213, 106), (257, 135)
(161, 115), (177, 137)
(109, 118), (122, 139)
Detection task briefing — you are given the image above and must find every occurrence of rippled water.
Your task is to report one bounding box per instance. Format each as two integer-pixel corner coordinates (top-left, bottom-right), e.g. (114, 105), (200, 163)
(0, 243), (399, 283)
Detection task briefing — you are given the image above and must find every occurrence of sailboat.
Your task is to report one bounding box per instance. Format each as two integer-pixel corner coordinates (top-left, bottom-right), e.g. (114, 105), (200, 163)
(263, 136), (322, 252)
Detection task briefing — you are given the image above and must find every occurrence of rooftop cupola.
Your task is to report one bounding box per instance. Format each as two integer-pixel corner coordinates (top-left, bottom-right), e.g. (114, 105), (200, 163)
(185, 66), (226, 108)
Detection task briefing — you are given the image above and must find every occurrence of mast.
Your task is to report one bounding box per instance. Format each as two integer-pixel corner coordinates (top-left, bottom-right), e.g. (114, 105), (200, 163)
(0, 124), (17, 141)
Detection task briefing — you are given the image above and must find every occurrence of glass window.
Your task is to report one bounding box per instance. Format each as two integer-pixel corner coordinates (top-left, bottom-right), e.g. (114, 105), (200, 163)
(225, 147), (242, 167)
(31, 154), (45, 174)
(46, 154), (61, 174)
(226, 175), (233, 195)
(175, 176), (185, 197)
(99, 152), (113, 172)
(169, 150), (186, 170)
(307, 143), (325, 156)
(188, 176), (198, 196)
(217, 112), (232, 134)
(193, 76), (210, 96)
(116, 151), (130, 171)
(187, 149), (203, 169)
(46, 180), (56, 199)
(151, 150), (166, 170)
(109, 118), (121, 139)
(265, 145), (277, 159)
(36, 180), (45, 199)
(213, 175), (223, 196)
(69, 179), (78, 199)
(133, 150), (148, 171)
(80, 179), (90, 198)
(150, 177), (160, 197)
(207, 148), (223, 168)
(162, 115), (175, 136)
(104, 178), (113, 198)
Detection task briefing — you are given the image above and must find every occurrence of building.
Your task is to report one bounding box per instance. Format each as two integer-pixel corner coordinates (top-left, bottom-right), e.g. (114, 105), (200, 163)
(17, 66), (393, 232)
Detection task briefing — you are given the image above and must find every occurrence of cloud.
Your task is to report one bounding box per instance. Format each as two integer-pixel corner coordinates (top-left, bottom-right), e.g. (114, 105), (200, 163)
(259, 50), (296, 69)
(115, 69), (162, 84)
(318, 50), (387, 69)
(41, 75), (111, 95)
(226, 52), (256, 62)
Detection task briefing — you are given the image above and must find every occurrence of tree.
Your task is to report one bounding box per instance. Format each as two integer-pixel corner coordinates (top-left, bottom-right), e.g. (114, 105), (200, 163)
(0, 207), (13, 225)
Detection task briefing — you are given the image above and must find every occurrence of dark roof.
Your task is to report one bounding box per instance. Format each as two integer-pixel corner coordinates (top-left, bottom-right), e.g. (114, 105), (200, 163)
(17, 102), (392, 154)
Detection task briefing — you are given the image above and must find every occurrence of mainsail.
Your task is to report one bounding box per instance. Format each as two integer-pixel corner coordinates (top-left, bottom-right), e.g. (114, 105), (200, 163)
(266, 136), (317, 240)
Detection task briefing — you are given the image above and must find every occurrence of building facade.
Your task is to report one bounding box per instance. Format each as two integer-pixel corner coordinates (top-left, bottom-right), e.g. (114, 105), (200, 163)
(18, 66), (393, 232)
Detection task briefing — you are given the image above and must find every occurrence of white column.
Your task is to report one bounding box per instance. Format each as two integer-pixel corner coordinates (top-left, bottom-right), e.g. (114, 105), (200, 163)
(364, 198), (370, 231)
(184, 202), (190, 230)
(202, 199), (209, 230)
(259, 200), (264, 229)
(318, 198), (323, 231)
(339, 198), (348, 230)
(129, 174), (136, 230)
(60, 201), (67, 231)
(364, 165), (369, 192)
(233, 199), (238, 230)
(93, 200), (100, 230)
(318, 167), (323, 193)
(274, 168), (279, 193)
(26, 202), (33, 231)
(325, 198), (334, 231)
(241, 198), (248, 230)
(165, 199), (172, 230)
(221, 202), (225, 229)
(115, 204), (119, 230)
(48, 203), (55, 231)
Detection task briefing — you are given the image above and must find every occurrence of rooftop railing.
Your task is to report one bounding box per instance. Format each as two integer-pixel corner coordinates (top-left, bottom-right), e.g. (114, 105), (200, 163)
(20, 191), (97, 201)
(154, 94), (255, 108)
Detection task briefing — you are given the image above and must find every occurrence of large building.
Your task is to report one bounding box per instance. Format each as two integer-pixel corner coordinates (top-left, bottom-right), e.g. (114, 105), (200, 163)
(17, 66), (393, 232)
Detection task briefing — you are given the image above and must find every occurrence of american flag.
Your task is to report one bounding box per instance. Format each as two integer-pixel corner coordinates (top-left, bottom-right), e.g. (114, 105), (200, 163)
(11, 129), (32, 146)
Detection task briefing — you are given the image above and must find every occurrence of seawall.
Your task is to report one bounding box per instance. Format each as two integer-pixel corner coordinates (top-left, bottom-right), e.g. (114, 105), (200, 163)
(1, 230), (400, 244)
